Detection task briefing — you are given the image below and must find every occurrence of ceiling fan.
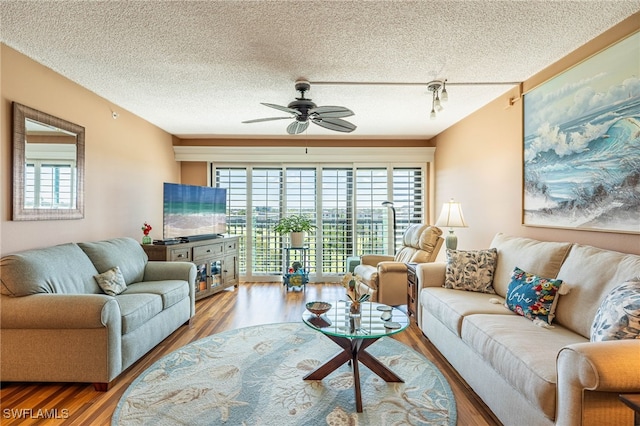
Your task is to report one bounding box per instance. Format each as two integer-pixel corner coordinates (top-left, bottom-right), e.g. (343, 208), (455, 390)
(242, 80), (356, 134)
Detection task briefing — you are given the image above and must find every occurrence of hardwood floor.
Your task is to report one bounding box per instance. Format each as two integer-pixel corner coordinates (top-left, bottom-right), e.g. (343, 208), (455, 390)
(0, 282), (501, 425)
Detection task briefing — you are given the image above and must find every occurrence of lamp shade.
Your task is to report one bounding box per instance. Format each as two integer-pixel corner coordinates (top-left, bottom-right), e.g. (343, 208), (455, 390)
(435, 199), (468, 228)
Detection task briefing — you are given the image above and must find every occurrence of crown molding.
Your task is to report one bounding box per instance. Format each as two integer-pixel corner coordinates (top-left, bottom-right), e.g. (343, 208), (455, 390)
(173, 146), (435, 164)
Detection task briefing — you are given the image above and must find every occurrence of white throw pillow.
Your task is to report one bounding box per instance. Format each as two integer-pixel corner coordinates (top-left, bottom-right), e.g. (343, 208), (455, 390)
(94, 266), (127, 296)
(591, 280), (640, 341)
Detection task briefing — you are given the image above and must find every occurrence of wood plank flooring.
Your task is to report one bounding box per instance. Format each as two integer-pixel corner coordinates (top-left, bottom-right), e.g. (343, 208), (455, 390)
(0, 282), (501, 425)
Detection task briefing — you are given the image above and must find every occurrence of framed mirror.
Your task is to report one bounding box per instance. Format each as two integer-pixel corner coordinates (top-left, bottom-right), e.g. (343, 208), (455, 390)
(12, 102), (85, 220)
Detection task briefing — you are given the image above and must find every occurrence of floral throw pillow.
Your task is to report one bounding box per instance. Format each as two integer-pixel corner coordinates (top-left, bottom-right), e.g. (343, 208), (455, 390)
(443, 248), (498, 294)
(504, 267), (565, 325)
(94, 266), (127, 296)
(590, 280), (640, 342)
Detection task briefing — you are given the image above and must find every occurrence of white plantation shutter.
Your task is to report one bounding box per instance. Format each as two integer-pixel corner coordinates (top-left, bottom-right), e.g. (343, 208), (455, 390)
(215, 168), (247, 273)
(212, 164), (425, 281)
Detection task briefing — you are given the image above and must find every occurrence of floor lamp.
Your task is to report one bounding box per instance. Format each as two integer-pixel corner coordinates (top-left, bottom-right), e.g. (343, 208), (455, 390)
(435, 199), (468, 250)
(382, 201), (397, 254)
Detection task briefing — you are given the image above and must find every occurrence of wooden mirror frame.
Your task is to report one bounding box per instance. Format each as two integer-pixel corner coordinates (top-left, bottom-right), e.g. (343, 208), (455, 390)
(12, 102), (85, 220)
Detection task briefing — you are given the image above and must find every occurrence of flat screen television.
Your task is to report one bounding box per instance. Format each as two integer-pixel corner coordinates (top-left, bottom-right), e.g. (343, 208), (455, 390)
(163, 183), (227, 240)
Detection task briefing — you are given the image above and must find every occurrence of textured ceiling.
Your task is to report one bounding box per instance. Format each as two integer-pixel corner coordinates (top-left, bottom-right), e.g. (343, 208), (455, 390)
(1, 1), (638, 139)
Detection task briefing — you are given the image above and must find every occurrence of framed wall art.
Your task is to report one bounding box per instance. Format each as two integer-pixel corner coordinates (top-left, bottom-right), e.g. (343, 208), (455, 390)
(523, 31), (640, 234)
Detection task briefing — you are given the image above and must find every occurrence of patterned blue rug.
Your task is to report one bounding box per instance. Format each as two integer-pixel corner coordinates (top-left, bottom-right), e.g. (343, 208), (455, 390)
(112, 323), (456, 425)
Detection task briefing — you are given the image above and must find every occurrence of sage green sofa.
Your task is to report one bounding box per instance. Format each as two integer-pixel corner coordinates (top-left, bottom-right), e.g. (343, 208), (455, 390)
(0, 237), (196, 390)
(417, 233), (640, 426)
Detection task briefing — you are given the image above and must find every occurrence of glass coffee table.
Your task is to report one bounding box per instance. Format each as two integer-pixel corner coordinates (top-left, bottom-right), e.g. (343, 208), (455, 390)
(302, 300), (409, 412)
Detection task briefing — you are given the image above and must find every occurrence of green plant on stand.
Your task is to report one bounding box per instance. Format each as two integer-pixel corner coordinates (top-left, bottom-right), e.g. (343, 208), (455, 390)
(274, 214), (316, 247)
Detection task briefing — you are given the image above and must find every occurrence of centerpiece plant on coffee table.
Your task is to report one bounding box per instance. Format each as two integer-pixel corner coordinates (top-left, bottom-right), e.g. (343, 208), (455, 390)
(342, 272), (370, 314)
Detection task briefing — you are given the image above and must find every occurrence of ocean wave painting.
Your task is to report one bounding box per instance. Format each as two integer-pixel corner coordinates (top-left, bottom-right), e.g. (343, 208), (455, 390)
(523, 31), (640, 234)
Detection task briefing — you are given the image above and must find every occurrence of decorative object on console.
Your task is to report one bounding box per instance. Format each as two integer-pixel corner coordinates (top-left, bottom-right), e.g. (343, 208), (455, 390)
(504, 266), (568, 325)
(590, 280), (640, 341)
(444, 248), (498, 293)
(435, 199), (468, 250)
(94, 266), (127, 296)
(141, 222), (152, 244)
(381, 200), (397, 254)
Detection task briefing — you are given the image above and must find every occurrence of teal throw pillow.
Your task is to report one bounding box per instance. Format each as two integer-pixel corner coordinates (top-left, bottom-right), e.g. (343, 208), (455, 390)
(504, 267), (564, 325)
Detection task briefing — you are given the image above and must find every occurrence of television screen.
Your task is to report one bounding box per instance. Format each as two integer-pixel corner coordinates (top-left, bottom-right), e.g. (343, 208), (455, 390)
(163, 183), (227, 239)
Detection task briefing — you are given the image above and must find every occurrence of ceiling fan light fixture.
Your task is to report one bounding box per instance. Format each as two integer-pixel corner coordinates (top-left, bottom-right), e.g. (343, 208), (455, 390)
(243, 80), (356, 134)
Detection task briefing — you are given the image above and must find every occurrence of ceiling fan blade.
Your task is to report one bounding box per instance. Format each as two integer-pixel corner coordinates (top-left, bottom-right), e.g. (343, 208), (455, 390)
(310, 105), (354, 118)
(287, 120), (309, 135)
(242, 116), (292, 124)
(261, 103), (301, 116)
(312, 117), (356, 133)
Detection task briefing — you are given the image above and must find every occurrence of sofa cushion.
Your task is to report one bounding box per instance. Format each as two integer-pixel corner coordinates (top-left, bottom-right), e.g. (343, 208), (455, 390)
(554, 244), (640, 338)
(114, 293), (163, 334)
(94, 266), (128, 296)
(504, 267), (565, 325)
(490, 234), (572, 297)
(79, 238), (148, 285)
(444, 248), (498, 293)
(461, 314), (587, 420)
(125, 280), (189, 310)
(0, 243), (100, 296)
(591, 280), (640, 341)
(421, 287), (514, 336)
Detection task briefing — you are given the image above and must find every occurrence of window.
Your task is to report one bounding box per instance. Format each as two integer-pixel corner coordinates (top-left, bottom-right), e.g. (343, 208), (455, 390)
(25, 161), (76, 209)
(214, 163), (426, 281)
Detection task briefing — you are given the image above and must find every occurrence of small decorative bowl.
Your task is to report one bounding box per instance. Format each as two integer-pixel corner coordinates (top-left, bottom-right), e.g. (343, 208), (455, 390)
(306, 301), (332, 316)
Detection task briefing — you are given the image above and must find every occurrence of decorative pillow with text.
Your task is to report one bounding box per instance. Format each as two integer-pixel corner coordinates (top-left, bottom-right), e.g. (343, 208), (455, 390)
(94, 266), (127, 296)
(444, 248), (498, 294)
(504, 267), (566, 325)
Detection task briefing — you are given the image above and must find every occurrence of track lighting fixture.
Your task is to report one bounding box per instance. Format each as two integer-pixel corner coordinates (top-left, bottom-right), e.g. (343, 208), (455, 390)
(427, 79), (447, 120)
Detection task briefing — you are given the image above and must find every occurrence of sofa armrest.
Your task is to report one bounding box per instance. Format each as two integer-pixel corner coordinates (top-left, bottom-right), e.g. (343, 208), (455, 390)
(377, 261), (408, 273)
(143, 261), (196, 283)
(416, 262), (446, 290)
(556, 340), (640, 425)
(360, 254), (394, 267)
(143, 261), (197, 317)
(0, 293), (120, 329)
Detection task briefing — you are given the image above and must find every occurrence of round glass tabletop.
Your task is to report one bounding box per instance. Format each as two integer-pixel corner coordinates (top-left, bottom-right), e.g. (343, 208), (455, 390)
(302, 300), (409, 338)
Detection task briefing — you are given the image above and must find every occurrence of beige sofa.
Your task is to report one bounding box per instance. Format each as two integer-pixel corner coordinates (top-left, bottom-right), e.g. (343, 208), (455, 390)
(354, 224), (443, 305)
(0, 237), (196, 390)
(417, 233), (640, 426)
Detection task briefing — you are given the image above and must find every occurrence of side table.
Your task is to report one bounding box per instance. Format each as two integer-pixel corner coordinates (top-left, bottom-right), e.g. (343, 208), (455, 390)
(282, 246), (309, 291)
(406, 262), (418, 317)
(619, 394), (640, 426)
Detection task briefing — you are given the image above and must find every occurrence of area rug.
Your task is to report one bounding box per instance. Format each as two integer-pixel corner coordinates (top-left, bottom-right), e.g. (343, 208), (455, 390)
(112, 323), (456, 425)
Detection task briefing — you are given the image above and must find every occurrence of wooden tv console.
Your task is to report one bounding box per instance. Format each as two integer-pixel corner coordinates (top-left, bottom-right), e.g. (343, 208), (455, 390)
(142, 236), (241, 300)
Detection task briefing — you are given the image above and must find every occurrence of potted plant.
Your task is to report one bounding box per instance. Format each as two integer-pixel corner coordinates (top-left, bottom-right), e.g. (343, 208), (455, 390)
(273, 214), (316, 247)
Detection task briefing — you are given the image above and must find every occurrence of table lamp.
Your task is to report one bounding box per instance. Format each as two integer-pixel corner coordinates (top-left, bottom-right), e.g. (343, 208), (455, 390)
(435, 199), (468, 250)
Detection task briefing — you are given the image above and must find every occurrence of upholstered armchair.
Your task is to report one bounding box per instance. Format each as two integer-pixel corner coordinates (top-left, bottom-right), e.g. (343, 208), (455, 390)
(353, 224), (443, 306)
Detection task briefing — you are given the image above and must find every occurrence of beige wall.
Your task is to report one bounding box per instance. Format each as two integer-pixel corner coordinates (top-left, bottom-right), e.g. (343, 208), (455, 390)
(433, 14), (640, 255)
(1, 45), (180, 255)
